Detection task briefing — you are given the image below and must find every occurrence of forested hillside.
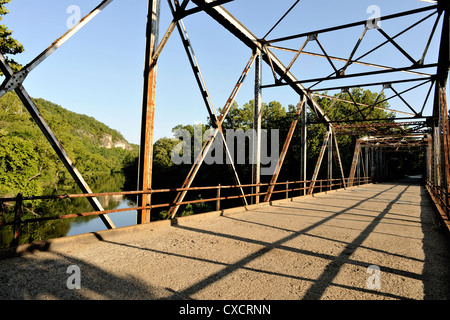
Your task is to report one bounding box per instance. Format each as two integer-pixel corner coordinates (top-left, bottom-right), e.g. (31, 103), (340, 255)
(0, 92), (138, 197)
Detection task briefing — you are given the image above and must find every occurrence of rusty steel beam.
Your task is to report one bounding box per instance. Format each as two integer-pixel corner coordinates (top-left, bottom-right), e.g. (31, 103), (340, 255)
(348, 139), (363, 187)
(332, 127), (347, 189)
(314, 35), (339, 76)
(436, 1), (450, 214)
(367, 79), (432, 117)
(178, 0), (235, 19)
(264, 96), (306, 202)
(4, 0), (444, 232)
(340, 26), (368, 76)
(2, 176), (374, 230)
(262, 0), (301, 40)
(420, 10), (443, 65)
(166, 5), (254, 218)
(261, 63), (438, 90)
(290, 8), (440, 93)
(0, 55), (116, 229)
(190, 2), (371, 200)
(190, 0), (332, 125)
(172, 14), (218, 124)
(327, 125), (333, 188)
(427, 134), (433, 183)
(0, 0), (122, 229)
(0, 0), (115, 98)
(137, 0), (161, 224)
(267, 5), (438, 44)
(430, 1), (450, 194)
(277, 36), (311, 83)
(167, 54), (256, 218)
(388, 85), (420, 116)
(308, 130), (332, 195)
(309, 76), (435, 94)
(252, 49), (262, 205)
(334, 121), (430, 137)
(344, 88), (368, 119)
(311, 92), (415, 117)
(300, 100), (307, 195)
(434, 124), (441, 186)
(268, 45), (432, 78)
(376, 28), (418, 66)
(190, 1), (355, 193)
(439, 88), (450, 196)
(148, 0), (191, 69)
(435, 1), (450, 91)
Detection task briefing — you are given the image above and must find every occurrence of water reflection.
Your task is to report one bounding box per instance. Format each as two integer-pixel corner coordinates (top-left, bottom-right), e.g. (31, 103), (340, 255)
(67, 198), (137, 236)
(0, 173), (137, 248)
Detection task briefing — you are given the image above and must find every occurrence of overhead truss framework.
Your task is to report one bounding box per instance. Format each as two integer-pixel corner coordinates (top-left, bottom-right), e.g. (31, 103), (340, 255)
(1, 0), (449, 227)
(334, 121), (432, 137)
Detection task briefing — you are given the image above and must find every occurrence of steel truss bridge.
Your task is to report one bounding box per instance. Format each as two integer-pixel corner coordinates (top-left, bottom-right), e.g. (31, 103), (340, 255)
(0, 0), (449, 246)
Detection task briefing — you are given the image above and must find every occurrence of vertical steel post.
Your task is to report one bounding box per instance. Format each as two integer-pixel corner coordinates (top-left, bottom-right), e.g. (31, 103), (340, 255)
(308, 130), (331, 194)
(436, 1), (450, 215)
(425, 134), (433, 182)
(439, 88), (450, 216)
(357, 149), (360, 185)
(327, 125), (333, 190)
(300, 101), (307, 195)
(286, 181), (289, 199)
(137, 0), (161, 224)
(12, 193), (23, 247)
(371, 147), (375, 181)
(365, 147), (369, 181)
(434, 125), (441, 186)
(332, 129), (347, 189)
(216, 184), (221, 211)
(349, 139), (362, 187)
(252, 48), (262, 205)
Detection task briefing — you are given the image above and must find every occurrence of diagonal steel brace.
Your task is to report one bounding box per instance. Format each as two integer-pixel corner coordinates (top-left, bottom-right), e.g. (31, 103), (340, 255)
(0, 54), (115, 229)
(167, 55), (256, 218)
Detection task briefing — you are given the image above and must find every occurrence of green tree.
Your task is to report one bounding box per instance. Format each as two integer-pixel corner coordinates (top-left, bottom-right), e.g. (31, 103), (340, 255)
(219, 100), (287, 131)
(0, 0), (24, 73)
(0, 92), (138, 197)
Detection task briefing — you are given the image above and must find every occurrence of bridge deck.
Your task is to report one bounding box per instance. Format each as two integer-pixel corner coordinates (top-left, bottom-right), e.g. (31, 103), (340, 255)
(1, 179), (449, 300)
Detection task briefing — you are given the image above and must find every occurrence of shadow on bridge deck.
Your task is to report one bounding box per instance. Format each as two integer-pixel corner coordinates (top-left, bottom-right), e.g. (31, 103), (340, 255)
(0, 179), (449, 300)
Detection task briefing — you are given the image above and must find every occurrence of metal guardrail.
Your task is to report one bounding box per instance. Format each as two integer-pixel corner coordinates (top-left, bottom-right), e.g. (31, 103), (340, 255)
(0, 177), (372, 246)
(425, 179), (450, 226)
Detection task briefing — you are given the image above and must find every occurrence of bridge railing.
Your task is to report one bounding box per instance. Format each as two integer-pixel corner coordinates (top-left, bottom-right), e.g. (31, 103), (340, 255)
(0, 177), (372, 246)
(425, 179), (450, 226)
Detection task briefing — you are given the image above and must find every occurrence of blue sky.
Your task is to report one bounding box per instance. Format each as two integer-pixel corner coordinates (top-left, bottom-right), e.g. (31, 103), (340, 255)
(2, 0), (443, 144)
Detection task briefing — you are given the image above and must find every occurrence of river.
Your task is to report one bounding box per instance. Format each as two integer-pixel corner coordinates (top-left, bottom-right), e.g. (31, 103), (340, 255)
(0, 173), (141, 248)
(66, 198), (137, 236)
